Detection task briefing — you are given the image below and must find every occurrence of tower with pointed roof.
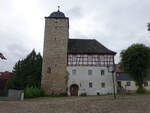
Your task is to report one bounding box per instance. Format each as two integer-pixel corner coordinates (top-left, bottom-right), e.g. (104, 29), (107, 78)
(42, 8), (117, 96)
(41, 8), (69, 94)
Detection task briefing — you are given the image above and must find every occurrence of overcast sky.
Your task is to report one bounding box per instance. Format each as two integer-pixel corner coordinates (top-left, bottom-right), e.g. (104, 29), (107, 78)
(0, 0), (150, 71)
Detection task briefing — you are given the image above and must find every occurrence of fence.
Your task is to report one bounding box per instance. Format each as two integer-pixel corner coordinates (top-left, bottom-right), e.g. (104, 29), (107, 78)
(8, 89), (24, 100)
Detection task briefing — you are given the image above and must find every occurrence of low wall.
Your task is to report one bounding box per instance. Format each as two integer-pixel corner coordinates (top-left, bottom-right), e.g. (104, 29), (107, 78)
(8, 89), (24, 100)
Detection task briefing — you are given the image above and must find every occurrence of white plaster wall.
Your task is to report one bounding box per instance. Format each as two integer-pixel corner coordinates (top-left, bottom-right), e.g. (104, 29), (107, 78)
(67, 66), (116, 96)
(120, 81), (137, 91)
(118, 81), (150, 92)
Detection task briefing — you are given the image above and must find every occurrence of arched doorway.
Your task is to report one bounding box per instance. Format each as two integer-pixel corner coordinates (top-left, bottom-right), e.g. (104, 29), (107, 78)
(70, 84), (79, 96)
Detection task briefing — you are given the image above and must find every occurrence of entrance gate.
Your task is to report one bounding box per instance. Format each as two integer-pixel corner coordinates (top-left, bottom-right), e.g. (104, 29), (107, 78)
(70, 84), (79, 96)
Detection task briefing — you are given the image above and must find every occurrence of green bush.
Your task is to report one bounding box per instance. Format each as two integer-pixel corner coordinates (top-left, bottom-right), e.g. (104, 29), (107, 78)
(136, 87), (146, 94)
(24, 87), (34, 98)
(80, 93), (87, 96)
(32, 87), (41, 97)
(40, 88), (45, 96)
(24, 86), (45, 98)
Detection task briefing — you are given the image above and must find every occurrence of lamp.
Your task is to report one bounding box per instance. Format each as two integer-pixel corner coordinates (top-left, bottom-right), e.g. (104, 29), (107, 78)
(108, 64), (116, 99)
(108, 65), (115, 73)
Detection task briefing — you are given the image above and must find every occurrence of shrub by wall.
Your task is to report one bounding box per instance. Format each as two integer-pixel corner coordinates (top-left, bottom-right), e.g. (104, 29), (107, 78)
(24, 86), (45, 98)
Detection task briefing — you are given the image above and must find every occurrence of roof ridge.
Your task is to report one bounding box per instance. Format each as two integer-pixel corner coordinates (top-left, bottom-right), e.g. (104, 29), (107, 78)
(69, 38), (95, 40)
(68, 39), (116, 54)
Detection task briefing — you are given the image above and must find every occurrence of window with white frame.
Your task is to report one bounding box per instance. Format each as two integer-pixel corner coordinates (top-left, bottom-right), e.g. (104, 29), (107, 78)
(101, 82), (105, 88)
(144, 82), (148, 87)
(88, 69), (92, 75)
(126, 81), (131, 86)
(67, 54), (114, 66)
(89, 82), (93, 88)
(72, 69), (76, 75)
(101, 70), (105, 76)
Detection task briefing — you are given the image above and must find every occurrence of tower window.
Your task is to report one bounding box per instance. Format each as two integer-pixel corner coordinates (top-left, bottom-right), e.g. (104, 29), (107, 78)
(89, 82), (93, 88)
(47, 67), (51, 73)
(72, 69), (76, 75)
(88, 70), (92, 75)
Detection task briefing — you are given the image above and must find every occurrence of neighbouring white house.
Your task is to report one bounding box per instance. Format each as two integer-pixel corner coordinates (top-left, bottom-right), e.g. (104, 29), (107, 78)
(115, 64), (150, 93)
(67, 39), (116, 96)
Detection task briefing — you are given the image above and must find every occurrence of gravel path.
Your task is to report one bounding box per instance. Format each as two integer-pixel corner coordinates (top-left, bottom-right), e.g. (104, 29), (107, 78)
(0, 95), (150, 113)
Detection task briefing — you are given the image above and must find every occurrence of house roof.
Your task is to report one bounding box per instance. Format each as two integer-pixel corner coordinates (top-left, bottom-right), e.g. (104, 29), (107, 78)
(116, 73), (150, 81)
(115, 65), (150, 81)
(116, 73), (133, 81)
(0, 71), (12, 80)
(68, 39), (116, 55)
(115, 64), (123, 73)
(49, 10), (65, 18)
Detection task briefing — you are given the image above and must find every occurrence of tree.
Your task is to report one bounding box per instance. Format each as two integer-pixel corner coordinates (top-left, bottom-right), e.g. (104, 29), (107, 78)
(0, 52), (6, 60)
(7, 50), (42, 90)
(120, 44), (150, 93)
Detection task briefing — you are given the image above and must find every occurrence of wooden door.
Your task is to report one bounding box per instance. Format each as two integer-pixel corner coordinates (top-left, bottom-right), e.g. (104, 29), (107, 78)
(70, 84), (79, 96)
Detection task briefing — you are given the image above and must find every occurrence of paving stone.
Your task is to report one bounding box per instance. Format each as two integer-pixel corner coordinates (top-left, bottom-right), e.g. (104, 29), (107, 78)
(0, 95), (150, 113)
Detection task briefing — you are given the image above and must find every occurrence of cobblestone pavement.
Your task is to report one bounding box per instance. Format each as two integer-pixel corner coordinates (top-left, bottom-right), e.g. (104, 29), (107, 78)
(0, 95), (150, 113)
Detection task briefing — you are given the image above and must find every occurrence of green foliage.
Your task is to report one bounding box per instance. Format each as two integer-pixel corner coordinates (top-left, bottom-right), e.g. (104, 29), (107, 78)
(136, 87), (146, 94)
(24, 86), (45, 98)
(6, 77), (15, 89)
(39, 88), (45, 97)
(6, 49), (42, 90)
(80, 93), (87, 96)
(24, 87), (34, 98)
(120, 44), (150, 93)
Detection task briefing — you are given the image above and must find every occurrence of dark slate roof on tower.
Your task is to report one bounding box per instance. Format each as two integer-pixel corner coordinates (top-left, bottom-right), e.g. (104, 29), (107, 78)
(48, 9), (66, 18)
(68, 39), (116, 55)
(50, 10), (65, 18)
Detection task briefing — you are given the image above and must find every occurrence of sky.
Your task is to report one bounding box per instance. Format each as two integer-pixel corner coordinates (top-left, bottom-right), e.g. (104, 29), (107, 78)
(0, 0), (150, 71)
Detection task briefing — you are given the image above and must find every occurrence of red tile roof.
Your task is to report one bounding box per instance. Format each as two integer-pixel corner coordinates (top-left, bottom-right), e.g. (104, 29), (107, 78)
(115, 64), (123, 73)
(0, 72), (12, 80)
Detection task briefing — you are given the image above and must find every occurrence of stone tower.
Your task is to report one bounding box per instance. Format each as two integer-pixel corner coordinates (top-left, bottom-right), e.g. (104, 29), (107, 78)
(41, 9), (69, 95)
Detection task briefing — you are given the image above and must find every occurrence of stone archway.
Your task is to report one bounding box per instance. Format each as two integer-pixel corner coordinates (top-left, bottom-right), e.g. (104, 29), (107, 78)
(70, 84), (79, 96)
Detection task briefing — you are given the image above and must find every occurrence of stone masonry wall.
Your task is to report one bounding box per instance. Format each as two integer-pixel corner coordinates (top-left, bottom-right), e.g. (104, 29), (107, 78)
(41, 18), (69, 95)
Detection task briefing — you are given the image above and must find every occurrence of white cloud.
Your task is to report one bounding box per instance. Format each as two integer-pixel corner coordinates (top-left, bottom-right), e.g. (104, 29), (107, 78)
(0, 0), (150, 71)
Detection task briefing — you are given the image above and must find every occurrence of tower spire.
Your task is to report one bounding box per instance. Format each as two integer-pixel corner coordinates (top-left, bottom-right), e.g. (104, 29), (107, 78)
(58, 6), (60, 12)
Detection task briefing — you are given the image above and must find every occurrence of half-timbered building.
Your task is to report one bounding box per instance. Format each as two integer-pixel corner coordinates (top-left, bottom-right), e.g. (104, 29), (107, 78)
(41, 9), (116, 96)
(67, 39), (116, 96)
